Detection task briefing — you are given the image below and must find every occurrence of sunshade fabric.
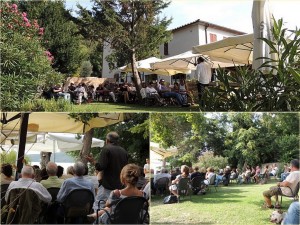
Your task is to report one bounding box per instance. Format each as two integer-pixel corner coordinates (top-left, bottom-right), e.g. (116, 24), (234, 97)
(192, 34), (254, 64)
(151, 50), (239, 70)
(0, 112), (123, 134)
(1, 133), (104, 153)
(120, 57), (191, 76)
(150, 142), (178, 159)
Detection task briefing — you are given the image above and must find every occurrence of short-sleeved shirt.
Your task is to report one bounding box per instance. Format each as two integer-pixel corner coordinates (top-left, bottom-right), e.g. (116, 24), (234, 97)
(144, 163), (150, 179)
(281, 171), (300, 195)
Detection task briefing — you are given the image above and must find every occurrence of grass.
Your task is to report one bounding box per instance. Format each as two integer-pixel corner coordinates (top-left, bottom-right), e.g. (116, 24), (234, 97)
(150, 180), (294, 225)
(70, 102), (200, 112)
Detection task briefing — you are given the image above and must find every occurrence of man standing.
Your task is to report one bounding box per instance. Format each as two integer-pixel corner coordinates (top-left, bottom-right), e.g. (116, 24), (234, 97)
(195, 57), (212, 108)
(41, 162), (64, 189)
(263, 159), (299, 208)
(87, 131), (128, 210)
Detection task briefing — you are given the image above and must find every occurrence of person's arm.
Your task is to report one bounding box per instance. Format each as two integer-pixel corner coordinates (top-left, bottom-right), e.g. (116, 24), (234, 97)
(277, 180), (291, 187)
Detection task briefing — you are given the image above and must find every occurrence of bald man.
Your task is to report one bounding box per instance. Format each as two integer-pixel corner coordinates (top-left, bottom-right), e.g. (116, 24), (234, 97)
(5, 165), (51, 203)
(41, 162), (64, 189)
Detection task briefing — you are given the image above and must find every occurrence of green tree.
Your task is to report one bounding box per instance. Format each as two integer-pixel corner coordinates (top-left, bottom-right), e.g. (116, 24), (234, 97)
(76, 0), (172, 99)
(80, 61), (93, 77)
(0, 2), (61, 111)
(18, 0), (83, 74)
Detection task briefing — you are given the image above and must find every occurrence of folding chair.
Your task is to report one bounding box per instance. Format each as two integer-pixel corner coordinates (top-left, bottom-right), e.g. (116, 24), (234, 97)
(44, 187), (61, 224)
(191, 176), (205, 194)
(98, 196), (149, 224)
(62, 189), (94, 224)
(5, 188), (42, 224)
(177, 178), (192, 202)
(207, 174), (217, 192)
(154, 177), (170, 196)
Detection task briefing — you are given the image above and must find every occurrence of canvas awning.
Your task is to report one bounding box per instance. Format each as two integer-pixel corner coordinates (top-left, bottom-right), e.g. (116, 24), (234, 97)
(151, 50), (238, 70)
(120, 57), (191, 76)
(150, 142), (178, 159)
(192, 34), (254, 65)
(0, 112), (123, 135)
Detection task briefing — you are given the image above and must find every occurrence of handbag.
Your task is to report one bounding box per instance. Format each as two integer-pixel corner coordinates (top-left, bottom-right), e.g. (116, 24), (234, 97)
(163, 195), (178, 204)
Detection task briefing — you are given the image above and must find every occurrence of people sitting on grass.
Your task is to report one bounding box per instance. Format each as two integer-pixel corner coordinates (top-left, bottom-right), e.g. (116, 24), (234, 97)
(262, 159), (299, 209)
(169, 165), (190, 201)
(87, 163), (146, 223)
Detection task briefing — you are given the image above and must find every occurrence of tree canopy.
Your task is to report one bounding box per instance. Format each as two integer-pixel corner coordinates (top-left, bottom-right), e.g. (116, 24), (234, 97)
(151, 113), (299, 169)
(76, 0), (172, 98)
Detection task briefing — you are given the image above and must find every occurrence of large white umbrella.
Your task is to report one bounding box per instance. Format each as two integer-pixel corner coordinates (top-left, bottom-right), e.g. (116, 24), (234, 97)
(252, 0), (275, 70)
(192, 34), (254, 65)
(151, 50), (238, 70)
(150, 142), (178, 159)
(120, 57), (191, 76)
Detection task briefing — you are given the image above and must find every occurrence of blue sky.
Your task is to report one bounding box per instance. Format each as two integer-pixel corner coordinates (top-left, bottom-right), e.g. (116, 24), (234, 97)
(65, 0), (299, 33)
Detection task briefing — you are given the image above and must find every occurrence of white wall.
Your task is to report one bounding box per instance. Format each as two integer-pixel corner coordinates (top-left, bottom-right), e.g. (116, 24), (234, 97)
(102, 42), (118, 79)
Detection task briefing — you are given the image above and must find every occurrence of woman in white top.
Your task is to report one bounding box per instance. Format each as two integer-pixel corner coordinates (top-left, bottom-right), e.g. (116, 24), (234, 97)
(179, 79), (195, 105)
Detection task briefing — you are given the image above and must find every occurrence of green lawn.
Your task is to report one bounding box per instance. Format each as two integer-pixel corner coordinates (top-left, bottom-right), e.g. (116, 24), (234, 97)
(70, 102), (200, 112)
(150, 180), (293, 225)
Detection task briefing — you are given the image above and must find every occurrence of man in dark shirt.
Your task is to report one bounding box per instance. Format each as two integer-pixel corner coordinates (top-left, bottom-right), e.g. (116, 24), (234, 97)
(87, 131), (128, 211)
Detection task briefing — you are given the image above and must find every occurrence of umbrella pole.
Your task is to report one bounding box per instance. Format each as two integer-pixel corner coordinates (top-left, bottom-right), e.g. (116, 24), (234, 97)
(16, 113), (29, 180)
(53, 140), (56, 162)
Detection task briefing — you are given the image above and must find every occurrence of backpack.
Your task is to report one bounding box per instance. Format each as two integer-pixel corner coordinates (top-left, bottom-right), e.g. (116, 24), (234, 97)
(163, 195), (178, 204)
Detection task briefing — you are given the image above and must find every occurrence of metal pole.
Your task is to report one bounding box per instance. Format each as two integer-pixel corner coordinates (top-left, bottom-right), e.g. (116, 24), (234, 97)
(16, 113), (29, 180)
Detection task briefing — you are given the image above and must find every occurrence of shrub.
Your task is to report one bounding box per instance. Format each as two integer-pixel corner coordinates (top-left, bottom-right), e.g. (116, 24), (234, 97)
(21, 99), (73, 112)
(0, 3), (61, 110)
(197, 151), (228, 171)
(80, 60), (93, 77)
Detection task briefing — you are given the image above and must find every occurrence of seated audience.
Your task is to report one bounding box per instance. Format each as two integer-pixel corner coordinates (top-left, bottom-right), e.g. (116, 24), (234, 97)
(153, 168), (171, 185)
(262, 159), (299, 209)
(57, 165), (64, 178)
(61, 166), (74, 180)
(146, 82), (165, 106)
(57, 162), (95, 202)
(40, 162), (64, 189)
(169, 165), (190, 200)
(5, 165), (51, 203)
(190, 166), (202, 180)
(280, 164), (291, 182)
(269, 163), (278, 177)
(1, 163), (14, 184)
(253, 166), (261, 183)
(157, 79), (186, 106)
(87, 164), (146, 223)
(179, 78), (195, 105)
(171, 167), (181, 181)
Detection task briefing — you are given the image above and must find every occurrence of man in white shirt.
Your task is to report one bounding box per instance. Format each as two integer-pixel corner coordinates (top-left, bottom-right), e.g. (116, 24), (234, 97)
(5, 165), (52, 203)
(195, 57), (212, 107)
(263, 159), (299, 208)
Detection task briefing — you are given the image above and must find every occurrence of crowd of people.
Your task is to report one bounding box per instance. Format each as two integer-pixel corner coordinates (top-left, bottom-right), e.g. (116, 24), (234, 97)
(42, 78), (197, 107)
(1, 132), (150, 224)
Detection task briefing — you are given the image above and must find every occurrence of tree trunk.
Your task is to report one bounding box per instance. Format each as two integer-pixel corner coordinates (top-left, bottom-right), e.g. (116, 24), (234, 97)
(130, 49), (143, 101)
(80, 128), (94, 165)
(40, 152), (52, 169)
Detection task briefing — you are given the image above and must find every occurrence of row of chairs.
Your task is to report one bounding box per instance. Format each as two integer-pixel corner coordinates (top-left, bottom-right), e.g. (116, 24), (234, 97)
(1, 185), (149, 224)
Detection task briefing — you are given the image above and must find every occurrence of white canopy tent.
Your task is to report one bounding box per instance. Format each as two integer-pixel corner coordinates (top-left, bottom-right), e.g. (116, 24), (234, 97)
(120, 57), (191, 76)
(150, 142), (178, 159)
(1, 133), (105, 161)
(151, 50), (239, 71)
(192, 34), (254, 65)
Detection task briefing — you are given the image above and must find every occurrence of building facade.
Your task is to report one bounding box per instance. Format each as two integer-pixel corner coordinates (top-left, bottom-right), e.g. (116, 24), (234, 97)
(102, 19), (245, 83)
